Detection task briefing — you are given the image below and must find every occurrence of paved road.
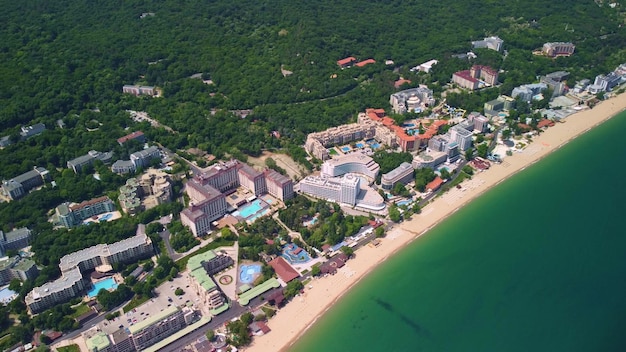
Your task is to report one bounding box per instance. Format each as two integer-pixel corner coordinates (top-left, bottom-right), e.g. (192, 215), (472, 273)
(159, 229), (182, 261)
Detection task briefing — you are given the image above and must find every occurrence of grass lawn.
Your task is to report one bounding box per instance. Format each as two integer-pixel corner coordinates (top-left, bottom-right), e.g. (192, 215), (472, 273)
(57, 345), (81, 352)
(70, 303), (92, 318)
(123, 295), (150, 313)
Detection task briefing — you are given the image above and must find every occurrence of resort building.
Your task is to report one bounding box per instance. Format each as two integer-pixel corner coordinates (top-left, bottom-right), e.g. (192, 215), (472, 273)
(0, 227), (32, 257)
(268, 257), (300, 283)
(0, 256), (39, 285)
(20, 123), (46, 140)
(472, 114), (490, 133)
(26, 227), (153, 313)
(588, 72), (623, 93)
(117, 131), (146, 145)
(122, 85), (157, 96)
(355, 59), (376, 67)
(238, 164), (267, 197)
(67, 150), (113, 173)
(410, 59), (438, 73)
(484, 95), (515, 117)
(511, 83), (548, 102)
(55, 196), (115, 228)
(298, 174), (385, 210)
(321, 152), (380, 180)
(85, 332), (115, 352)
(542, 42), (575, 57)
(112, 146), (161, 174)
(381, 162), (414, 190)
(1, 167), (50, 201)
(187, 250), (231, 315)
(389, 86), (435, 114)
(472, 36), (504, 51)
(181, 160), (294, 236)
(128, 306), (187, 351)
(304, 122), (376, 160)
(119, 169), (173, 214)
(264, 169), (294, 201)
(449, 125), (473, 151)
(426, 176), (444, 192)
(337, 57), (357, 68)
(110, 328), (135, 352)
(452, 65), (499, 90)
(412, 151), (448, 169)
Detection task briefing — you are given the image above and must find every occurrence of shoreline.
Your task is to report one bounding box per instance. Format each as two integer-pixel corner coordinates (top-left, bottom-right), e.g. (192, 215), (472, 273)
(246, 94), (626, 352)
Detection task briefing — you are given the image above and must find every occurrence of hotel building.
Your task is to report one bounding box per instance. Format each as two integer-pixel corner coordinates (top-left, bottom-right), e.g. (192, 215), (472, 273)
(67, 150), (113, 174)
(26, 227), (153, 313)
(381, 162), (414, 190)
(449, 125), (473, 151)
(181, 160), (294, 236)
(0, 256), (39, 285)
(452, 65), (498, 90)
(390, 86), (435, 114)
(122, 85), (157, 96)
(1, 167), (50, 201)
(119, 169), (173, 214)
(305, 122), (376, 161)
(472, 36), (504, 51)
(129, 306), (189, 350)
(0, 227), (32, 257)
(321, 152), (380, 180)
(55, 196), (115, 228)
(298, 174), (385, 211)
(542, 42), (575, 57)
(187, 250), (231, 315)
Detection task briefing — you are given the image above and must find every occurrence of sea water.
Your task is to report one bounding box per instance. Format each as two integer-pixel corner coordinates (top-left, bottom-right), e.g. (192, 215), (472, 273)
(292, 112), (626, 352)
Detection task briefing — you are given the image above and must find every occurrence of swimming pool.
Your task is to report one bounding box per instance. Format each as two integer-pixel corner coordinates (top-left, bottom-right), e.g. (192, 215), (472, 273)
(282, 244), (311, 264)
(396, 200), (412, 207)
(233, 199), (266, 219)
(356, 143), (365, 148)
(370, 142), (381, 149)
(403, 123), (416, 128)
(99, 213), (113, 222)
(87, 277), (118, 298)
(341, 146), (351, 152)
(239, 264), (262, 284)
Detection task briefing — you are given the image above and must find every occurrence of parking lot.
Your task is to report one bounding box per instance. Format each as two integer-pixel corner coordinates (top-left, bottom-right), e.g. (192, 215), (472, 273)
(100, 272), (203, 334)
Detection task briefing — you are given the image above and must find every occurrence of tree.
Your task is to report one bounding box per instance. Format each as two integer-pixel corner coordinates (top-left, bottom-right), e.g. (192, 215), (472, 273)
(464, 147), (474, 160)
(462, 165), (474, 176)
(241, 312), (254, 326)
(440, 168), (451, 180)
(340, 246), (354, 257)
(8, 278), (21, 292)
(284, 280), (304, 299)
(311, 265), (321, 276)
(206, 329), (215, 341)
(175, 288), (184, 296)
(169, 267), (179, 278)
(375, 226), (386, 238)
(388, 204), (402, 223)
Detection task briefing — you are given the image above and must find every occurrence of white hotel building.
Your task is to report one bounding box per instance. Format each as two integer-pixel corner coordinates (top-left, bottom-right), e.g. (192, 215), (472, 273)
(321, 152), (380, 180)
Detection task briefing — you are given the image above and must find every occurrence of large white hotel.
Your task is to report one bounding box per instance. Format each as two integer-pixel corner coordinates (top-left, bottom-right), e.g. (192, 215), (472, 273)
(298, 152), (385, 211)
(26, 226), (153, 313)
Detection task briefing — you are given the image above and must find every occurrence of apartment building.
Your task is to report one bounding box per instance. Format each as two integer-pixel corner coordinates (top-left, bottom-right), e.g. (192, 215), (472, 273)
(112, 146), (161, 174)
(511, 83), (548, 102)
(484, 95), (515, 116)
(304, 122), (376, 160)
(122, 85), (157, 96)
(20, 123), (46, 140)
(449, 125), (473, 151)
(0, 227), (32, 257)
(588, 72), (623, 93)
(1, 167), (50, 201)
(381, 162), (414, 190)
(26, 228), (153, 313)
(542, 42), (575, 57)
(56, 196), (115, 228)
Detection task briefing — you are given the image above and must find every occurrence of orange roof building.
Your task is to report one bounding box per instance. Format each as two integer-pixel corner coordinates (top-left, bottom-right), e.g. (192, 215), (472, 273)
(426, 176), (443, 192)
(537, 119), (555, 128)
(394, 79), (412, 89)
(337, 57), (357, 68)
(355, 59), (376, 67)
(269, 257), (300, 283)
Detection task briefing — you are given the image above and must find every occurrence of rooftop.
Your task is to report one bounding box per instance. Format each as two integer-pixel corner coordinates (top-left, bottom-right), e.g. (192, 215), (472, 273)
(129, 305), (180, 335)
(268, 257), (300, 283)
(85, 332), (110, 351)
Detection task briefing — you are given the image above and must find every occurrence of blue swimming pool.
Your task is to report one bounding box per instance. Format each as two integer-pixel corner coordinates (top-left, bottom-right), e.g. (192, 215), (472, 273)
(239, 264), (262, 284)
(396, 200), (412, 207)
(341, 146), (351, 152)
(356, 143), (365, 148)
(99, 213), (113, 222)
(282, 244), (311, 264)
(87, 277), (118, 298)
(403, 123), (416, 128)
(233, 199), (266, 219)
(370, 142), (381, 149)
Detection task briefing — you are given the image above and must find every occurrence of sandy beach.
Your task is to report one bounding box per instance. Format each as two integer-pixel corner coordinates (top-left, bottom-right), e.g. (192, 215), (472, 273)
(246, 93), (626, 352)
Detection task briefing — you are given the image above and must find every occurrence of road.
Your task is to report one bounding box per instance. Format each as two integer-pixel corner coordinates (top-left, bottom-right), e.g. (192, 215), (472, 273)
(159, 229), (182, 261)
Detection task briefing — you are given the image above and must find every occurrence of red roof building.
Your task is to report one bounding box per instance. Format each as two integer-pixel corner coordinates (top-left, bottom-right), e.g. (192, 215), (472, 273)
(337, 57), (357, 68)
(394, 79), (412, 89)
(426, 176), (443, 192)
(269, 257), (300, 283)
(537, 119), (555, 128)
(117, 131), (146, 145)
(355, 59), (376, 67)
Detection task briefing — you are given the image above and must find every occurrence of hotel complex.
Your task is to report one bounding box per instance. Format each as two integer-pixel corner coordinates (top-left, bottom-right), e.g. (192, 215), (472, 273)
(26, 227), (153, 313)
(181, 160), (294, 236)
(390, 86), (436, 114)
(1, 167), (50, 201)
(452, 65), (499, 90)
(55, 196), (116, 228)
(119, 169), (173, 214)
(0, 227), (32, 257)
(471, 36), (504, 52)
(187, 250), (233, 315)
(381, 162), (414, 190)
(542, 42), (575, 57)
(321, 153), (380, 180)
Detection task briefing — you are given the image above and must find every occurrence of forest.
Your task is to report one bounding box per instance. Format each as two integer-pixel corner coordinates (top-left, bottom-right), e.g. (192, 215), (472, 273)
(1, 0), (626, 349)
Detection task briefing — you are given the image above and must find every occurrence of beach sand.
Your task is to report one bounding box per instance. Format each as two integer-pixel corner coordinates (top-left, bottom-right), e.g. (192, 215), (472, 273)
(246, 94), (626, 352)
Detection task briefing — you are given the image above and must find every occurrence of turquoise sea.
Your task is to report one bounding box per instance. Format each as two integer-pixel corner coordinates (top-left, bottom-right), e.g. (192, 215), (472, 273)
(292, 112), (626, 352)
